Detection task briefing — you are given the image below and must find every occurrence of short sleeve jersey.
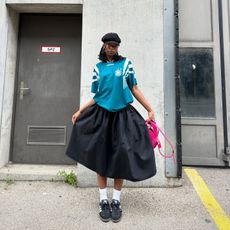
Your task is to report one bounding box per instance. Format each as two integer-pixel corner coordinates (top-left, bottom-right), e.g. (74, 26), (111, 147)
(91, 58), (138, 112)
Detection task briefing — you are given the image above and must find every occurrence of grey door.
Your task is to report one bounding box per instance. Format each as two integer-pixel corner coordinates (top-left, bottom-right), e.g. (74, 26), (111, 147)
(11, 14), (82, 164)
(179, 0), (225, 166)
(222, 0), (230, 157)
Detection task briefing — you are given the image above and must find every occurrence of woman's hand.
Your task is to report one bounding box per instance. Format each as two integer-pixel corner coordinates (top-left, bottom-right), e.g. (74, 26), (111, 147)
(147, 110), (155, 122)
(71, 99), (95, 124)
(72, 110), (81, 124)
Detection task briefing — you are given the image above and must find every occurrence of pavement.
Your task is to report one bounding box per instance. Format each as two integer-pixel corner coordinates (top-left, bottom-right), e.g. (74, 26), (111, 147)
(0, 167), (229, 230)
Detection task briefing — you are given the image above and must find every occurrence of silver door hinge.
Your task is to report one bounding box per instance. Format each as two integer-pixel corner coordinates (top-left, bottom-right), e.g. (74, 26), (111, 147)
(225, 146), (230, 155)
(222, 147), (230, 163)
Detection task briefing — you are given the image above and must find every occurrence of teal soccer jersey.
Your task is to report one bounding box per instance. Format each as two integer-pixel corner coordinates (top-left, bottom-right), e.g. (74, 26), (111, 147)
(91, 58), (138, 112)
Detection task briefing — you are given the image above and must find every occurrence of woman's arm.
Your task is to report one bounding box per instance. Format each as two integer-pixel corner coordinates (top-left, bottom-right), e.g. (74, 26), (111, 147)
(79, 98), (95, 113)
(72, 98), (95, 124)
(131, 85), (155, 121)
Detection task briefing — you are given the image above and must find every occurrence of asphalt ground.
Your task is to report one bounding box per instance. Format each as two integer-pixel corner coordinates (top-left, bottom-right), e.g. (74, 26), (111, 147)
(0, 167), (229, 230)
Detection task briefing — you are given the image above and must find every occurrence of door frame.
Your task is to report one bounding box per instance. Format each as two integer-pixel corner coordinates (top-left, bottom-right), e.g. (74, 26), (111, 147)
(220, 0), (230, 165)
(180, 0), (225, 166)
(0, 4), (82, 168)
(10, 13), (82, 164)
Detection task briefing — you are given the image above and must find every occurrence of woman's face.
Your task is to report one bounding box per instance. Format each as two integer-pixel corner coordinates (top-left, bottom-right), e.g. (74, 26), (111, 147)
(103, 43), (119, 57)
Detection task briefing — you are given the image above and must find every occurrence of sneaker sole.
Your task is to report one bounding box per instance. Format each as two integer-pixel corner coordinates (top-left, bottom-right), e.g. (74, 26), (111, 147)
(99, 215), (110, 222)
(111, 216), (122, 223)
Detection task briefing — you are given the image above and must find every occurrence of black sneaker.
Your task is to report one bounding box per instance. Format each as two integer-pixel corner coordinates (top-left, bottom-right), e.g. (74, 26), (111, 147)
(99, 199), (110, 222)
(110, 199), (122, 222)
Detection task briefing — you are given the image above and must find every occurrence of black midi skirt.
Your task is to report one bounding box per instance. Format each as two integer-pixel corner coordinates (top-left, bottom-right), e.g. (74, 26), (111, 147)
(65, 103), (157, 182)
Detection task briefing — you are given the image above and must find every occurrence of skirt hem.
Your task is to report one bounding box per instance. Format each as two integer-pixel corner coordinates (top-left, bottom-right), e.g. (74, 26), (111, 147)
(66, 150), (157, 182)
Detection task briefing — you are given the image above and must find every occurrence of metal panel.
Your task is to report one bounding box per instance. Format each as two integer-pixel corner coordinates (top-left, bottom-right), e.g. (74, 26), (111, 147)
(27, 126), (66, 145)
(182, 125), (217, 158)
(11, 14), (82, 164)
(179, 0), (213, 42)
(180, 0), (225, 166)
(164, 0), (180, 177)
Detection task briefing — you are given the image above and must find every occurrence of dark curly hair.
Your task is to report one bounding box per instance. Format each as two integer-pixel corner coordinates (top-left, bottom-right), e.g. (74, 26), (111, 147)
(98, 45), (125, 62)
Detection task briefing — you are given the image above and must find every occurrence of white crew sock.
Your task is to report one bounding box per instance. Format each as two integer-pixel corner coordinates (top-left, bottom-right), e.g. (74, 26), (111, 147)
(112, 188), (121, 202)
(99, 188), (108, 202)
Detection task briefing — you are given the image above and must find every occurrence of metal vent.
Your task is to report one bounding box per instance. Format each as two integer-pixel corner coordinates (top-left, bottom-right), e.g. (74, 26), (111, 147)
(27, 126), (66, 145)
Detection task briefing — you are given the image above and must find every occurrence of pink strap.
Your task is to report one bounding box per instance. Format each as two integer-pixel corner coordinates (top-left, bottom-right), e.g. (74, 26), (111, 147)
(152, 121), (176, 164)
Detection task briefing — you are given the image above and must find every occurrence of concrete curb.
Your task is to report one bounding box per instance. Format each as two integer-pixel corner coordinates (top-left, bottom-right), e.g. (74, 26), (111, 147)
(0, 163), (183, 188)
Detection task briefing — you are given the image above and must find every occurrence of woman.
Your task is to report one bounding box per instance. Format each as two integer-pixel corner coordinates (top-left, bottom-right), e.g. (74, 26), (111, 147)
(65, 32), (157, 223)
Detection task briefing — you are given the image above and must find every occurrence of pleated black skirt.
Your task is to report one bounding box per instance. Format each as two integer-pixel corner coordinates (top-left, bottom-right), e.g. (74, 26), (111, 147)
(65, 103), (157, 182)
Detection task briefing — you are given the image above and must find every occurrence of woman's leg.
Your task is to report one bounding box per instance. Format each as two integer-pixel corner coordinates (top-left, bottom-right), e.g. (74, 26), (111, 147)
(97, 173), (107, 188)
(113, 179), (123, 201)
(111, 179), (123, 222)
(114, 179), (123, 190)
(97, 174), (108, 202)
(97, 174), (110, 222)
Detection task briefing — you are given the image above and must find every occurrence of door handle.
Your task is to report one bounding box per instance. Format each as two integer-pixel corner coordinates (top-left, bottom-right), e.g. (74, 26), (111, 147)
(20, 81), (30, 100)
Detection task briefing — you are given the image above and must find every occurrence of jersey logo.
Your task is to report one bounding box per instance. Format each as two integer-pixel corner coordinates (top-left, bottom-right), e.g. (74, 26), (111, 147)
(115, 69), (122, 77)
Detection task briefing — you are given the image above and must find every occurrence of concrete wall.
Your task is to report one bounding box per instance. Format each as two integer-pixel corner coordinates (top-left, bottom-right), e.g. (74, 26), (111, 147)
(6, 0), (83, 13)
(79, 0), (173, 187)
(0, 0), (181, 187)
(0, 7), (20, 170)
(0, 1), (12, 168)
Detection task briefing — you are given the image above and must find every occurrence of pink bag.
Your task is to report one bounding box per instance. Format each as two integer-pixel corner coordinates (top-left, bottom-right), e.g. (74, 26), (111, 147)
(146, 120), (159, 148)
(146, 120), (176, 164)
